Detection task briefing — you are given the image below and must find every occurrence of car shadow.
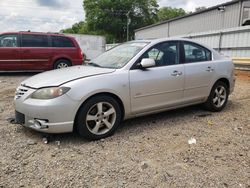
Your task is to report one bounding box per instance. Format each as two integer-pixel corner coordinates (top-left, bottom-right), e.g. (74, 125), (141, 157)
(120, 99), (237, 132)
(0, 72), (38, 77)
(18, 100), (238, 145)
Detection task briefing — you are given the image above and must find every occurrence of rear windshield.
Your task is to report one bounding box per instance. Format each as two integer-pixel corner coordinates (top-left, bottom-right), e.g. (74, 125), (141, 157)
(51, 36), (75, 47)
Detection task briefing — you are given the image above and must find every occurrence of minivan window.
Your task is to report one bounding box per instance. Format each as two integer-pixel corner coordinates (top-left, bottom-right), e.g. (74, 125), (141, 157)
(0, 34), (18, 47)
(183, 42), (211, 63)
(21, 34), (49, 47)
(51, 36), (75, 47)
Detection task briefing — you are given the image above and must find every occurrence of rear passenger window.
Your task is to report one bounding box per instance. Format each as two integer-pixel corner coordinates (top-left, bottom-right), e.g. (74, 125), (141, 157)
(21, 34), (49, 47)
(51, 36), (74, 47)
(183, 42), (211, 63)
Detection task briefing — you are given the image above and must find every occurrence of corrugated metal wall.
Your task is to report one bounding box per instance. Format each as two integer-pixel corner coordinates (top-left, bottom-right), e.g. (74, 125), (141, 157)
(135, 23), (169, 39)
(135, 1), (241, 39)
(169, 3), (240, 36)
(184, 26), (250, 57)
(133, 1), (250, 58)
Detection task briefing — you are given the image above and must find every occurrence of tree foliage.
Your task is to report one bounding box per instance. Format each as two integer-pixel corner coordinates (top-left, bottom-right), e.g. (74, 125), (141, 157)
(157, 7), (186, 22)
(83, 0), (158, 43)
(62, 1), (188, 43)
(62, 21), (87, 34)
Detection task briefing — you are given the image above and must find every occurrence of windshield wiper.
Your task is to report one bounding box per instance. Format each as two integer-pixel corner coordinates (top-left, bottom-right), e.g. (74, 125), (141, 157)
(87, 62), (101, 67)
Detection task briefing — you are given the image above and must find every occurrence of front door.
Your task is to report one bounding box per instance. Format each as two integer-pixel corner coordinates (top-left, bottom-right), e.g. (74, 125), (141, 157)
(0, 34), (21, 71)
(129, 41), (184, 114)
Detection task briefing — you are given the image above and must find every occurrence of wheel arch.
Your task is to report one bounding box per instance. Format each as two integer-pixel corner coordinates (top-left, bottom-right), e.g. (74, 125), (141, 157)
(73, 92), (125, 132)
(214, 77), (230, 91)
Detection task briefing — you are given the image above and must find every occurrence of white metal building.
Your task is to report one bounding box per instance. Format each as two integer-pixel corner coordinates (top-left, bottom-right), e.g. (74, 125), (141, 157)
(134, 0), (250, 61)
(66, 34), (106, 60)
(135, 0), (250, 39)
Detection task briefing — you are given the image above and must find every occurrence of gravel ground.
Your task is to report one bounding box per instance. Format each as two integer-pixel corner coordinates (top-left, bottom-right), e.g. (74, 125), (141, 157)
(0, 71), (249, 188)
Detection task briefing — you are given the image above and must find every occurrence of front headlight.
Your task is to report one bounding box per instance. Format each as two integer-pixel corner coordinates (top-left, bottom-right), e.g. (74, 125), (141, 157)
(31, 87), (70, 99)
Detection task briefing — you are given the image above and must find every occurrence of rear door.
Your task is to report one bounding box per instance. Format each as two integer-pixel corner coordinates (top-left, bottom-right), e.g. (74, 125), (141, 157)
(0, 34), (21, 71)
(20, 34), (51, 70)
(182, 41), (215, 103)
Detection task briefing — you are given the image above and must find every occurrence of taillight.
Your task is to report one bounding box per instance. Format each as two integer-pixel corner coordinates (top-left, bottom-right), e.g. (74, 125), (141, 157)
(78, 48), (83, 59)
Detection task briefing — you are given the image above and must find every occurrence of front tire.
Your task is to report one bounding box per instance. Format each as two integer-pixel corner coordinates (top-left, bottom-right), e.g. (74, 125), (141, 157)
(204, 81), (229, 112)
(76, 95), (122, 140)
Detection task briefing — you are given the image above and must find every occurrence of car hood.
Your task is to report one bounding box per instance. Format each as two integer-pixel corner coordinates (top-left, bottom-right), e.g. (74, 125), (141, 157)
(21, 65), (116, 89)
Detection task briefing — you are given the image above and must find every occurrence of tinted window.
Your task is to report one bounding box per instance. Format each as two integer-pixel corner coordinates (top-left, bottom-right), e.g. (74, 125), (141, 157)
(183, 42), (211, 63)
(51, 36), (74, 47)
(141, 41), (179, 67)
(22, 34), (49, 47)
(0, 34), (18, 47)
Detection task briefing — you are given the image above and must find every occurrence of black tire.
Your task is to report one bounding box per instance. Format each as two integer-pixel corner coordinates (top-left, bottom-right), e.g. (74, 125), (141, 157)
(76, 95), (122, 140)
(54, 59), (71, 69)
(204, 81), (229, 112)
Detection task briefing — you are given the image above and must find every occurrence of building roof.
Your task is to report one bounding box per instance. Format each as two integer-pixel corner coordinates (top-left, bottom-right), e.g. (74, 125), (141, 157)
(135, 0), (242, 32)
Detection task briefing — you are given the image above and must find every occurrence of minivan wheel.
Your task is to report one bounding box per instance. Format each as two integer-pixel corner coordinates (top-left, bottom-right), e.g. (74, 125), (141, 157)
(204, 81), (229, 112)
(76, 95), (122, 140)
(54, 59), (71, 69)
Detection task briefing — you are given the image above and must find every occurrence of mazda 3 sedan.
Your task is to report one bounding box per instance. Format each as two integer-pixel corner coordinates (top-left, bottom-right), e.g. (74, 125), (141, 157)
(14, 38), (235, 140)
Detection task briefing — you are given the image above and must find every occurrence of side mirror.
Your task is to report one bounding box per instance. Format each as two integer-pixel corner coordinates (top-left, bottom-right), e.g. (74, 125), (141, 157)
(140, 58), (155, 69)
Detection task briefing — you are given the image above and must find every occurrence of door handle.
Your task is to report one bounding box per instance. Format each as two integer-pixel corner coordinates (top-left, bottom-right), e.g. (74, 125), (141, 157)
(206, 66), (214, 72)
(178, 71), (183, 76)
(171, 70), (182, 76)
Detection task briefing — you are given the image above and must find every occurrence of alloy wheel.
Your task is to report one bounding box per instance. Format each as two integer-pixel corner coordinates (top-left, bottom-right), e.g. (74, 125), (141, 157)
(86, 102), (116, 135)
(57, 62), (69, 69)
(212, 86), (227, 108)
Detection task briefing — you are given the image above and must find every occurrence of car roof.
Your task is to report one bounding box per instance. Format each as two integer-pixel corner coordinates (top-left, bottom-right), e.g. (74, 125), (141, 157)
(132, 37), (199, 43)
(0, 31), (67, 37)
(132, 37), (214, 50)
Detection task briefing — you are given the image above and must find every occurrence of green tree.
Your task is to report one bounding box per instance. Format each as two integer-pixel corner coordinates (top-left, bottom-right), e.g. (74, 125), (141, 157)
(63, 21), (87, 34)
(83, 0), (158, 43)
(157, 7), (186, 22)
(62, 1), (187, 43)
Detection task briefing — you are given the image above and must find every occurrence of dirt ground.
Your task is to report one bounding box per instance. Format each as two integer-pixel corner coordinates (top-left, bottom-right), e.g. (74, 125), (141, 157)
(0, 70), (249, 188)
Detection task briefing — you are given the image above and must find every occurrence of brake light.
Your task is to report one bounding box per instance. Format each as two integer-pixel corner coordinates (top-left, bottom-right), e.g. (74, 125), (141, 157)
(78, 48), (83, 59)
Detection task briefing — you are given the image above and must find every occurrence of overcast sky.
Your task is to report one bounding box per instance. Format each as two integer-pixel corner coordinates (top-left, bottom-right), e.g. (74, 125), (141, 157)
(0, 0), (230, 33)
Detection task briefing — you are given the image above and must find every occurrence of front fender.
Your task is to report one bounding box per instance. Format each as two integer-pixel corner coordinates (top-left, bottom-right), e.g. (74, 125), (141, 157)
(63, 71), (131, 118)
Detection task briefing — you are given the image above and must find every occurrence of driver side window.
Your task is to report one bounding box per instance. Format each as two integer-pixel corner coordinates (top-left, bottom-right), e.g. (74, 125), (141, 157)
(138, 41), (179, 68)
(0, 35), (18, 47)
(148, 48), (164, 60)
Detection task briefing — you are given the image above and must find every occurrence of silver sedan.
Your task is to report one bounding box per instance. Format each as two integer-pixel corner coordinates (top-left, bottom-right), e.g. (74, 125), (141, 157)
(14, 38), (235, 140)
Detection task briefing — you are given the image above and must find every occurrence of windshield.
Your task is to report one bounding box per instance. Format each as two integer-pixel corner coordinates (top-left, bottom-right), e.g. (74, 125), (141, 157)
(89, 42), (149, 69)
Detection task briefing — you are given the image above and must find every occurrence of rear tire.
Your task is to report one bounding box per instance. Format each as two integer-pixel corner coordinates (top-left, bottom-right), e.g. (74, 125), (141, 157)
(54, 59), (71, 69)
(204, 81), (229, 112)
(76, 95), (122, 140)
